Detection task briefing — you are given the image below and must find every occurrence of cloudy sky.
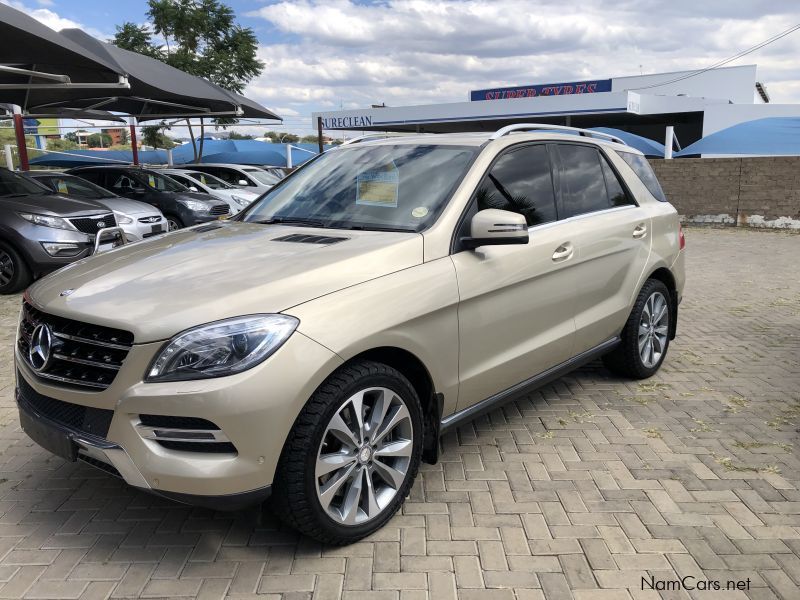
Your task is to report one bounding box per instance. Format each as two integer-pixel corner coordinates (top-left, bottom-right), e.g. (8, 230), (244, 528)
(5, 0), (800, 135)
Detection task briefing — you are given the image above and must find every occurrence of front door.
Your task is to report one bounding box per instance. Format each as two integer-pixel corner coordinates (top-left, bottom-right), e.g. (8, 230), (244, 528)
(452, 144), (578, 411)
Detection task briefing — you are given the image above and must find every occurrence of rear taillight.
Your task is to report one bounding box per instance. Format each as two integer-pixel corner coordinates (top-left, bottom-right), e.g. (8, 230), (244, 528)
(678, 224), (686, 250)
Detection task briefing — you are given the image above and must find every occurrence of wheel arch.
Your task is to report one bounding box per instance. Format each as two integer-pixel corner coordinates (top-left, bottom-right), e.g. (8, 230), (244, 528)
(643, 266), (678, 340)
(344, 346), (442, 464)
(0, 228), (34, 277)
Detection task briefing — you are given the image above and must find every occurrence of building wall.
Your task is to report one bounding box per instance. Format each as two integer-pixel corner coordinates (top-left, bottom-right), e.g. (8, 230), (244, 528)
(649, 157), (800, 229)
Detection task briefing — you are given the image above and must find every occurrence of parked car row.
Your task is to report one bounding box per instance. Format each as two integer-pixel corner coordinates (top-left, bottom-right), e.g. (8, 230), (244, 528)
(0, 163), (277, 294)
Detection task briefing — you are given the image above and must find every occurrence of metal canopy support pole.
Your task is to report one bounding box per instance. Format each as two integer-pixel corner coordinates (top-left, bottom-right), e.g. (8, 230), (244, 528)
(664, 126), (674, 159)
(12, 110), (29, 171)
(317, 116), (324, 154)
(286, 144), (293, 169)
(129, 118), (139, 165)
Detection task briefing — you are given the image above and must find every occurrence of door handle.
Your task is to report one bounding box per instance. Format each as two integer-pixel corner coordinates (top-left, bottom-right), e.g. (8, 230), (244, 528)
(633, 223), (648, 239)
(552, 242), (573, 262)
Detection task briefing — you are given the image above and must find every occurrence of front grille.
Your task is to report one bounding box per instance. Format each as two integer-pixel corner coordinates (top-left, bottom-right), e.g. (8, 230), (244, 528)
(138, 216), (162, 224)
(209, 204), (230, 216)
(69, 214), (117, 235)
(17, 302), (133, 391)
(273, 233), (347, 245)
(17, 372), (114, 437)
(139, 415), (218, 430)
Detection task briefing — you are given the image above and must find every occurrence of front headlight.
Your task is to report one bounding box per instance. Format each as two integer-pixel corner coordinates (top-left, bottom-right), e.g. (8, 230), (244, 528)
(145, 314), (299, 382)
(231, 195), (250, 207)
(18, 212), (72, 230)
(178, 199), (210, 212)
(114, 212), (134, 225)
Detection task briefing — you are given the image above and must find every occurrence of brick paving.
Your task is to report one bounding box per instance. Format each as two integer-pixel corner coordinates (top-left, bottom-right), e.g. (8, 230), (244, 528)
(0, 227), (798, 599)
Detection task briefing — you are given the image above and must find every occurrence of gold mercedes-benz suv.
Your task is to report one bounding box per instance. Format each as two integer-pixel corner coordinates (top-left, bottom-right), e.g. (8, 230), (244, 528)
(15, 124), (685, 544)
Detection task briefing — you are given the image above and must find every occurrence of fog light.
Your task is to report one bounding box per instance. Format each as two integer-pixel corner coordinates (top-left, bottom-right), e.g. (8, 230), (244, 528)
(41, 242), (82, 257)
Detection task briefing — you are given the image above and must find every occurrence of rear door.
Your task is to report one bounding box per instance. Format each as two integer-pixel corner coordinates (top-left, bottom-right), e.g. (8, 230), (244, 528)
(552, 143), (652, 353)
(451, 144), (578, 410)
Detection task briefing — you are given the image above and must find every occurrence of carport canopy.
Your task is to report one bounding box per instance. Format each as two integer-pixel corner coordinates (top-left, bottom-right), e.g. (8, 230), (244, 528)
(0, 3), (128, 108)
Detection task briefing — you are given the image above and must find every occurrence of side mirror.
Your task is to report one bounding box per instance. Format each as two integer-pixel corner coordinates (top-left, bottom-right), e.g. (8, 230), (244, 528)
(238, 179), (248, 186)
(189, 186), (199, 192)
(461, 209), (529, 250)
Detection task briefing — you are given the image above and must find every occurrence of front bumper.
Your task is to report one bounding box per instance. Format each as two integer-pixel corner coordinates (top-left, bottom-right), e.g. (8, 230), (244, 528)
(16, 394), (271, 510)
(14, 330), (342, 506)
(122, 217), (168, 242)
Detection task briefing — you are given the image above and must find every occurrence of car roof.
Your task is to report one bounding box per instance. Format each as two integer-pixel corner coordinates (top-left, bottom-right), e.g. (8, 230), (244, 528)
(180, 163), (265, 170)
(336, 129), (642, 155)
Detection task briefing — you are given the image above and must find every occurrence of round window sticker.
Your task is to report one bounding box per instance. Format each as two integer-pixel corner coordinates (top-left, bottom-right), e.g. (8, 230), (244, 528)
(411, 206), (429, 218)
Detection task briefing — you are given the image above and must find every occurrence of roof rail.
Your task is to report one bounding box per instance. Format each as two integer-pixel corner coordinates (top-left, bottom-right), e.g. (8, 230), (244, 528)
(489, 123), (627, 146)
(339, 132), (419, 146)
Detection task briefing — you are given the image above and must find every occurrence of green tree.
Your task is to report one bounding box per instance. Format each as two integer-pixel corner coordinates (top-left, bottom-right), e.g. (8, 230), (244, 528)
(64, 131), (79, 144)
(142, 123), (175, 149)
(227, 131), (253, 140)
(46, 138), (79, 152)
(112, 23), (163, 59)
(263, 131), (299, 143)
(87, 133), (113, 148)
(113, 0), (264, 160)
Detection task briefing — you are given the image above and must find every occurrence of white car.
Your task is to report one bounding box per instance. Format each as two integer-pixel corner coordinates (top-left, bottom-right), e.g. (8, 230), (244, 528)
(178, 163), (280, 193)
(27, 172), (168, 242)
(158, 169), (260, 214)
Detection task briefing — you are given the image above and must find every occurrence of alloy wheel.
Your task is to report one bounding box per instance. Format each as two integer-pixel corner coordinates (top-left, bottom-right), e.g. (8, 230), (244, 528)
(315, 387), (414, 526)
(0, 250), (14, 287)
(638, 291), (669, 368)
(167, 219), (180, 231)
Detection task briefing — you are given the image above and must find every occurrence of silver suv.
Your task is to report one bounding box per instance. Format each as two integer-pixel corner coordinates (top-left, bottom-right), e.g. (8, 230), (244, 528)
(15, 124), (685, 544)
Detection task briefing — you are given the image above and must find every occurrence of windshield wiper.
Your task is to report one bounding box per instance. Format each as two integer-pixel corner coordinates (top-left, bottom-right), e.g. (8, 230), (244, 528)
(253, 216), (329, 228)
(335, 224), (416, 233)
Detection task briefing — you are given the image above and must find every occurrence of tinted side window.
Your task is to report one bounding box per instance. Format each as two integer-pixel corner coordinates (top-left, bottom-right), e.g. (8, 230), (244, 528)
(556, 145), (609, 218)
(600, 154), (634, 207)
(206, 168), (235, 184)
(475, 145), (556, 226)
(74, 170), (103, 186)
(617, 151), (667, 202)
(107, 172), (139, 192)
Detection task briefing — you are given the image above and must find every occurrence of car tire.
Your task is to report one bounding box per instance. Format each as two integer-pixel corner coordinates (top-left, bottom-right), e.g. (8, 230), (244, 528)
(0, 243), (32, 295)
(603, 278), (672, 379)
(165, 215), (184, 231)
(272, 360), (423, 545)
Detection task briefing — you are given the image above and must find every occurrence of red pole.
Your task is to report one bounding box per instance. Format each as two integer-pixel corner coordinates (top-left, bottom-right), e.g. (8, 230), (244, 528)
(129, 124), (139, 165)
(13, 113), (30, 171)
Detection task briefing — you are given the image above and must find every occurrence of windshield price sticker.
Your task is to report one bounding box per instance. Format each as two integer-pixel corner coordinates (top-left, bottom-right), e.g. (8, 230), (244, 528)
(356, 164), (399, 208)
(57, 180), (69, 195)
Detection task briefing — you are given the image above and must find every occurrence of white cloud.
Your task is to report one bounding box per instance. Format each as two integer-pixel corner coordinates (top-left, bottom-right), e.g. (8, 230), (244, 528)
(2, 0), (110, 38)
(244, 0), (800, 129)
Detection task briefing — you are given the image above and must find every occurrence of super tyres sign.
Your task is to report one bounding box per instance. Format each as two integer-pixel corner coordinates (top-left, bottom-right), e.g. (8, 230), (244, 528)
(471, 79), (612, 101)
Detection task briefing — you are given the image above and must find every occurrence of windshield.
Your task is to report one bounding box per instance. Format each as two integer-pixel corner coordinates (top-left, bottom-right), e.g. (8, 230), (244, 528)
(38, 174), (115, 199)
(136, 171), (188, 193)
(186, 171), (234, 190)
(0, 169), (49, 197)
(243, 168), (280, 185)
(242, 144), (477, 232)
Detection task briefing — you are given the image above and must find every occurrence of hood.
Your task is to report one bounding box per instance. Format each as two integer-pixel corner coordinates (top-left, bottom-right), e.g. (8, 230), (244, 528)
(28, 221), (423, 343)
(160, 190), (226, 206)
(1, 193), (111, 217)
(91, 197), (163, 216)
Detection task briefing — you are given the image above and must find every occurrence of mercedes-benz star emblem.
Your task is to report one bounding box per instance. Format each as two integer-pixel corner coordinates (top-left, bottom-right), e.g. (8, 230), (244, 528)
(96, 221), (106, 229)
(28, 324), (54, 372)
